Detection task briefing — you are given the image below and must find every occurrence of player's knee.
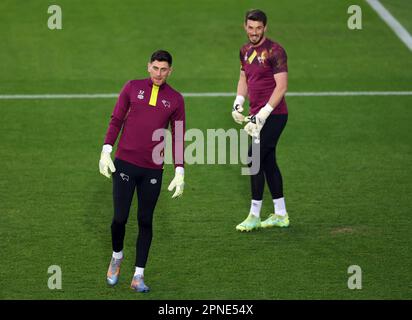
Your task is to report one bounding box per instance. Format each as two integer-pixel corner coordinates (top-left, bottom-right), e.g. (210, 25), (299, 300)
(112, 215), (128, 226)
(138, 213), (153, 229)
(248, 152), (265, 170)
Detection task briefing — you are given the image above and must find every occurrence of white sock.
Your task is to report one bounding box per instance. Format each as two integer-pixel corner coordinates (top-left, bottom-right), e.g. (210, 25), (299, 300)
(112, 250), (123, 260)
(250, 200), (262, 217)
(273, 198), (287, 216)
(134, 267), (144, 277)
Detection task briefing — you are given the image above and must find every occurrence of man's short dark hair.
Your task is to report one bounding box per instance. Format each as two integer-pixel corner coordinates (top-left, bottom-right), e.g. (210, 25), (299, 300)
(245, 9), (267, 26)
(150, 50), (172, 66)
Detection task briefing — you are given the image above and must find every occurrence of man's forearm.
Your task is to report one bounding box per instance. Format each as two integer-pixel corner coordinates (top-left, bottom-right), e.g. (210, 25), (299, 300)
(267, 85), (287, 109)
(236, 77), (248, 98)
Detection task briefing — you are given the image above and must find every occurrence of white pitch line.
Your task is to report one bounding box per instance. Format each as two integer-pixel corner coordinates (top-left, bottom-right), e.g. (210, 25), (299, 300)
(0, 91), (411, 100)
(366, 0), (412, 52)
(0, 93), (118, 100)
(183, 92), (234, 97)
(285, 91), (412, 96)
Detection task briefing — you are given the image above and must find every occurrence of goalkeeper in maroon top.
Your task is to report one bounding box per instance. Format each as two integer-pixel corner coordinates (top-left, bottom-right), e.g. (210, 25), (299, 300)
(232, 9), (290, 231)
(99, 50), (185, 292)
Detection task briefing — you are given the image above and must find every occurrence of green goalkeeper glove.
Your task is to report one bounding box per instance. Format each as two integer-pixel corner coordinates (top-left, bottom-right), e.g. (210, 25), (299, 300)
(168, 167), (184, 198)
(99, 144), (116, 178)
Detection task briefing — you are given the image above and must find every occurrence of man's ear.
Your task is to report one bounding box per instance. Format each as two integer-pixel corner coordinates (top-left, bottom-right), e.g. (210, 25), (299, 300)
(168, 66), (173, 76)
(147, 62), (151, 73)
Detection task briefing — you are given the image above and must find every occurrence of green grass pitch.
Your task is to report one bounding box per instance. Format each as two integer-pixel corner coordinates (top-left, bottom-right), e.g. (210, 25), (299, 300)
(0, 0), (411, 299)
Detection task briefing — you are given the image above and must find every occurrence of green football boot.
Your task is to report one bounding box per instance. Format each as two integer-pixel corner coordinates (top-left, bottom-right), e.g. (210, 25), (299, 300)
(235, 214), (261, 232)
(261, 213), (290, 228)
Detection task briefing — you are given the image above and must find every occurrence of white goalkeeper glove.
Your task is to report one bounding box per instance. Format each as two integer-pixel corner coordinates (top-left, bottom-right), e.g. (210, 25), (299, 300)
(231, 95), (246, 124)
(99, 144), (116, 178)
(168, 167), (184, 198)
(244, 103), (274, 139)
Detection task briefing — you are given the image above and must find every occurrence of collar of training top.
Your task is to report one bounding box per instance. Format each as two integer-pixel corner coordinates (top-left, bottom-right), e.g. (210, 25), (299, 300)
(146, 77), (167, 89)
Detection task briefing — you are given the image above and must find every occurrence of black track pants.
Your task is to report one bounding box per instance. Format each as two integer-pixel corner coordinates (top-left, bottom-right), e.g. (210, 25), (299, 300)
(248, 114), (288, 200)
(111, 158), (163, 267)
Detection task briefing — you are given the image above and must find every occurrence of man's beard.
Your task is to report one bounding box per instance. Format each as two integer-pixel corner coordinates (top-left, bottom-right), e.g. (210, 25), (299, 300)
(249, 33), (264, 45)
